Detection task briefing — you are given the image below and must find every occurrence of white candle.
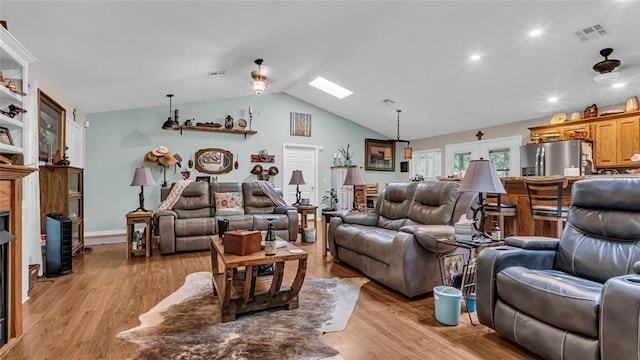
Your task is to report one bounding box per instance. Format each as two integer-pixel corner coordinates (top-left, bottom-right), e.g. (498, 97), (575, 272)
(248, 106), (253, 113)
(334, 153), (337, 159)
(338, 153), (342, 159)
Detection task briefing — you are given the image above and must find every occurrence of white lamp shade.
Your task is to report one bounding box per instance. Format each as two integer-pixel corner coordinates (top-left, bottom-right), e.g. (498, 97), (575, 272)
(343, 166), (367, 186)
(130, 167), (156, 186)
(459, 159), (506, 193)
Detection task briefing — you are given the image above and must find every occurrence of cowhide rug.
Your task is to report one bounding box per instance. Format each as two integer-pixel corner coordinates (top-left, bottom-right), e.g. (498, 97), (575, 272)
(118, 272), (368, 360)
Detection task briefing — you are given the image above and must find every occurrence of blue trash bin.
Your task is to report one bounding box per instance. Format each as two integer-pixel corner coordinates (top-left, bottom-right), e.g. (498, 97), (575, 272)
(434, 285), (462, 326)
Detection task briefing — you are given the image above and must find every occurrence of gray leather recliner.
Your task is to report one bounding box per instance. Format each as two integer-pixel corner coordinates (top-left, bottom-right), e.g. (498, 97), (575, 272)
(477, 177), (640, 360)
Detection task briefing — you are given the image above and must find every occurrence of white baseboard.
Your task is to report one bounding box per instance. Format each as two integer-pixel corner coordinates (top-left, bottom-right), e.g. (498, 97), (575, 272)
(85, 229), (126, 245)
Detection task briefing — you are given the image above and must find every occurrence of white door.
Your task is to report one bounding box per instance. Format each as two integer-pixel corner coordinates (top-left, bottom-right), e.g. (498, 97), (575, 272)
(283, 144), (318, 207)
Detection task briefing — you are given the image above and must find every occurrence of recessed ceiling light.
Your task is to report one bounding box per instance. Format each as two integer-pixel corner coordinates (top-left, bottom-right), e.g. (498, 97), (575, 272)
(612, 82), (626, 88)
(470, 54), (481, 61)
(548, 97), (559, 102)
(309, 76), (353, 99)
(529, 29), (542, 37)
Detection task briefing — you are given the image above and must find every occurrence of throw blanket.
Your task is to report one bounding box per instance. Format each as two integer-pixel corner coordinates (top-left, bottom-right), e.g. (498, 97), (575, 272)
(157, 179), (192, 212)
(257, 180), (288, 207)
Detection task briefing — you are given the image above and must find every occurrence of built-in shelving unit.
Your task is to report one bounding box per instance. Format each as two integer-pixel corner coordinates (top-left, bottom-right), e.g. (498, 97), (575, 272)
(179, 125), (257, 138)
(0, 27), (35, 156)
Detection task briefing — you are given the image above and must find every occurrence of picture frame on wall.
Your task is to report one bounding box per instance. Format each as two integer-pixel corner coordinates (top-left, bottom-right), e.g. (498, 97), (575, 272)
(290, 112), (312, 137)
(400, 161), (409, 173)
(0, 126), (13, 146)
(38, 90), (66, 161)
(365, 138), (395, 171)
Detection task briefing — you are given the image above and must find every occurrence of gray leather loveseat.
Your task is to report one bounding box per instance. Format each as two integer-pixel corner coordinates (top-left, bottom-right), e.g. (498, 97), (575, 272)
(156, 181), (298, 254)
(327, 181), (477, 298)
(477, 177), (640, 360)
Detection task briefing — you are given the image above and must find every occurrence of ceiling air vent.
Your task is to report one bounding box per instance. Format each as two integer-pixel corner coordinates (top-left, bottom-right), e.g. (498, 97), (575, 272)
(574, 24), (607, 42)
(382, 98), (396, 104)
(207, 70), (226, 77)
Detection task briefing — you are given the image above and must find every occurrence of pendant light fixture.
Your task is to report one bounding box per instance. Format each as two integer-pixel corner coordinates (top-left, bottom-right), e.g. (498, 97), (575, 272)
(251, 59), (268, 95)
(161, 94), (179, 130)
(387, 109), (412, 160)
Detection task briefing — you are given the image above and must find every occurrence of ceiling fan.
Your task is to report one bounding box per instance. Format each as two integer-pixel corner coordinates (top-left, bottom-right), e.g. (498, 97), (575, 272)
(592, 48), (621, 85)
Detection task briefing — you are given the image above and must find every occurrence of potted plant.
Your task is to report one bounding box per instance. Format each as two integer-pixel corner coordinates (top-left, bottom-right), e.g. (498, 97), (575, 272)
(339, 144), (354, 166)
(322, 188), (339, 211)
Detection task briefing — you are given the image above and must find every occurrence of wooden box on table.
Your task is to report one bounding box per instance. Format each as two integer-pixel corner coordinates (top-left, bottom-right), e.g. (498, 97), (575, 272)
(223, 230), (261, 255)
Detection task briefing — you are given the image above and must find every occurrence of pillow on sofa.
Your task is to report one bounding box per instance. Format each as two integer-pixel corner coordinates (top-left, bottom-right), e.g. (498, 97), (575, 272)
(214, 192), (245, 215)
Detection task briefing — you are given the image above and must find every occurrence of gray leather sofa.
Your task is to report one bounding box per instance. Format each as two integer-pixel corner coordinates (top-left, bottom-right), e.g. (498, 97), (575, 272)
(156, 181), (298, 255)
(477, 177), (640, 360)
(327, 181), (477, 298)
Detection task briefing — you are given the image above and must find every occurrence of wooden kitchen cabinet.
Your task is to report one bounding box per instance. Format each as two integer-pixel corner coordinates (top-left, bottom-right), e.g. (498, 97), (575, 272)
(616, 115), (640, 166)
(594, 120), (616, 167)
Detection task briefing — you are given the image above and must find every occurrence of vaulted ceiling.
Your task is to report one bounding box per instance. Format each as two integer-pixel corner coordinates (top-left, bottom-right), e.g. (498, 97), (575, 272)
(2, 1), (639, 139)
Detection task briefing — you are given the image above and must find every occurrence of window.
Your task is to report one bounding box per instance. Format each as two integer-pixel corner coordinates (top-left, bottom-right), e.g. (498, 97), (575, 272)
(445, 136), (522, 177)
(412, 149), (442, 179)
(489, 148), (510, 177)
(453, 152), (471, 176)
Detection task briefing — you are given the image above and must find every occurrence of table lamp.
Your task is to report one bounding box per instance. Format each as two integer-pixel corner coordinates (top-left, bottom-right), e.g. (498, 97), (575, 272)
(459, 159), (506, 239)
(288, 170), (306, 206)
(343, 166), (367, 211)
(130, 167), (156, 212)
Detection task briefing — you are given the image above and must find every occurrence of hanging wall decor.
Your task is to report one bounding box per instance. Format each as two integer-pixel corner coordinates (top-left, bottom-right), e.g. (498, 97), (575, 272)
(290, 112), (312, 137)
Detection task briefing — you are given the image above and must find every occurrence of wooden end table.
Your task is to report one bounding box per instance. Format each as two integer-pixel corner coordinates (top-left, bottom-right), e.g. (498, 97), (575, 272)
(321, 210), (347, 257)
(295, 205), (318, 240)
(210, 235), (308, 322)
(126, 211), (153, 259)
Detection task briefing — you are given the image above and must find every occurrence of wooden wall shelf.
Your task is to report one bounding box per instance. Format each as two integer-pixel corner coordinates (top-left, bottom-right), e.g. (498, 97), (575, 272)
(179, 125), (257, 138)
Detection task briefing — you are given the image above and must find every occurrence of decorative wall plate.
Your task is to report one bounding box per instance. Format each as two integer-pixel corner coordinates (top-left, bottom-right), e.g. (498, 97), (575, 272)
(550, 112), (567, 124)
(237, 118), (247, 128)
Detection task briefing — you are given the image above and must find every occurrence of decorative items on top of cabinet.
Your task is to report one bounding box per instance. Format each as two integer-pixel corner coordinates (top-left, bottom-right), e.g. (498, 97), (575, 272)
(39, 166), (84, 255)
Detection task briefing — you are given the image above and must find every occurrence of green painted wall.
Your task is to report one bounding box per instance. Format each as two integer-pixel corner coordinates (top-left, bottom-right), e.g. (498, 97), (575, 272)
(86, 93), (399, 232)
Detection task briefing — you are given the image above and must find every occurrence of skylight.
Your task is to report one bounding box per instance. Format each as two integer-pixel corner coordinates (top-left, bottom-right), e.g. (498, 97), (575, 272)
(309, 76), (353, 99)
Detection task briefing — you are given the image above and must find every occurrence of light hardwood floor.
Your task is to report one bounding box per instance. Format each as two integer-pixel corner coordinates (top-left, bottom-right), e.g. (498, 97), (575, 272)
(0, 230), (537, 360)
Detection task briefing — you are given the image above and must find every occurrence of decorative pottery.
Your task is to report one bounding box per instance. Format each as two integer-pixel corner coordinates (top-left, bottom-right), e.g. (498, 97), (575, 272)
(625, 96), (639, 112)
(584, 104), (598, 119)
(237, 118), (247, 128)
(570, 112), (582, 121)
(550, 113), (567, 124)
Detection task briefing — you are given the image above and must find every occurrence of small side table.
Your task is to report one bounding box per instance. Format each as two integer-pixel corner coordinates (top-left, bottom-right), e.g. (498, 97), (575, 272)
(126, 211), (153, 259)
(321, 210), (345, 257)
(295, 205), (318, 241)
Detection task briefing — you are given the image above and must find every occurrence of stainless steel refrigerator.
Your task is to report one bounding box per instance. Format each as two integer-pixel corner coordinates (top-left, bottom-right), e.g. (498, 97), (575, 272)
(520, 140), (594, 176)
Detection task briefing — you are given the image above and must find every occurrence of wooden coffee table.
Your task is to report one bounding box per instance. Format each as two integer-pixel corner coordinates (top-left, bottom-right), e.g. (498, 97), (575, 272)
(209, 235), (308, 322)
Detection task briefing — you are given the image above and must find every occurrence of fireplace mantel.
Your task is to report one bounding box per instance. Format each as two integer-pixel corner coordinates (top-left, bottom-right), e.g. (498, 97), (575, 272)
(0, 164), (37, 346)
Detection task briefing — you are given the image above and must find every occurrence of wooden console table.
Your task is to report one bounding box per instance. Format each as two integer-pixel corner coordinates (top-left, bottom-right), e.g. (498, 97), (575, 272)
(209, 235), (307, 322)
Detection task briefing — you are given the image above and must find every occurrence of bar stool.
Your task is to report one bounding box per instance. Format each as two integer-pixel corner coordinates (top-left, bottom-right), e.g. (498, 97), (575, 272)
(523, 176), (569, 238)
(485, 192), (517, 237)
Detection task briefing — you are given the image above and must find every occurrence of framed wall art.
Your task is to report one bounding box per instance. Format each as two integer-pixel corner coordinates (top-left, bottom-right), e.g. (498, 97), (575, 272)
(194, 148), (233, 174)
(38, 90), (66, 161)
(365, 138), (394, 171)
(290, 112), (312, 137)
